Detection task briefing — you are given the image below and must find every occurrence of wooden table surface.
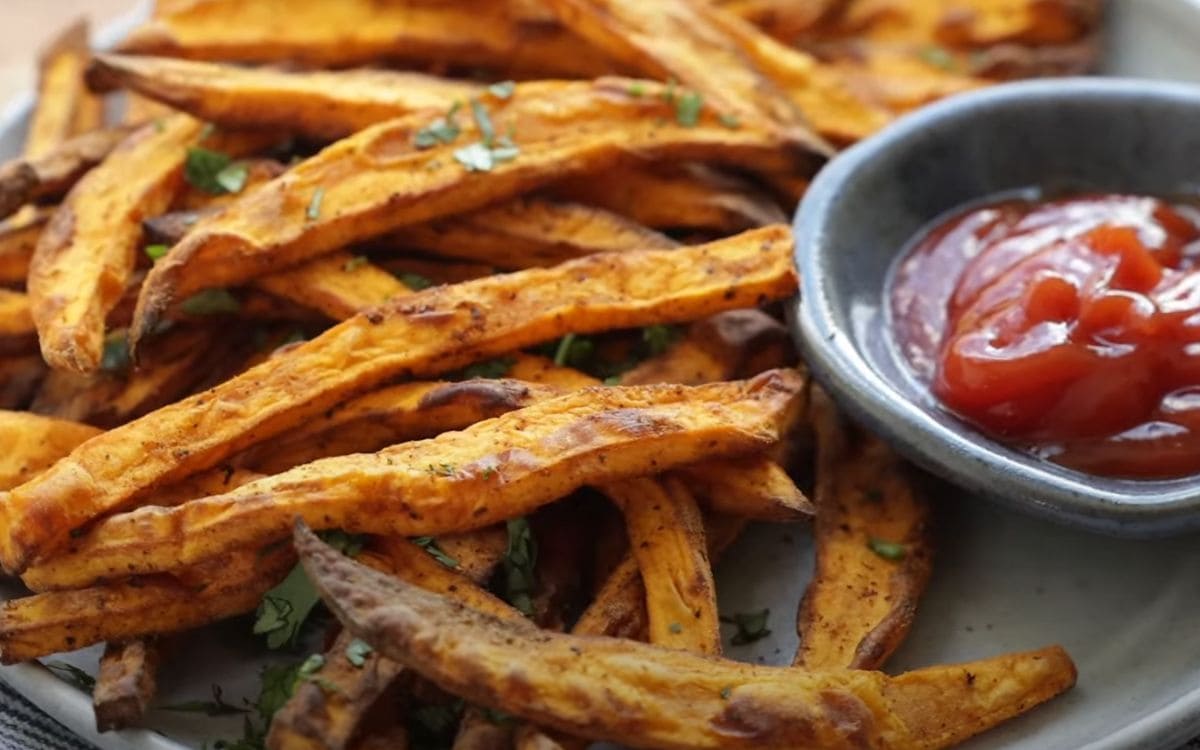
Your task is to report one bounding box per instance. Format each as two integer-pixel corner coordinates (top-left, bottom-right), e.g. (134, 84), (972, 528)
(0, 0), (134, 103)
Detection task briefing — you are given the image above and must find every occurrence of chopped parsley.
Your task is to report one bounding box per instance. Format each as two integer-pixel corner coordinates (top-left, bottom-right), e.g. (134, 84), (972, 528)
(453, 140), (520, 172)
(642, 324), (681, 356)
(45, 662), (95, 693)
(675, 91), (704, 127)
(253, 530), (364, 649)
(501, 517), (538, 617)
(306, 187), (325, 221)
(918, 45), (957, 71)
(144, 243), (169, 262)
(181, 288), (241, 316)
(184, 147), (247, 195)
(345, 638), (373, 668)
(552, 332), (595, 368)
(397, 272), (434, 290)
(413, 536), (459, 569)
(161, 684), (248, 716)
(470, 98), (497, 146)
(627, 81), (646, 97)
(414, 101), (463, 148)
(206, 659), (308, 749)
(428, 462), (457, 477)
(487, 80), (516, 99)
(721, 608), (771, 646)
(454, 356), (515, 380)
(100, 329), (131, 374)
(868, 538), (906, 561)
(342, 255), (368, 272)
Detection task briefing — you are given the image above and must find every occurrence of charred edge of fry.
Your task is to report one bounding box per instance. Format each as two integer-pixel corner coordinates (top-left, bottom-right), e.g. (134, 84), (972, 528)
(94, 638), (161, 733)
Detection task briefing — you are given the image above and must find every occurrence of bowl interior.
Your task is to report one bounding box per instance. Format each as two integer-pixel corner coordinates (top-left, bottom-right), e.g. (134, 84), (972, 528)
(795, 78), (1200, 536)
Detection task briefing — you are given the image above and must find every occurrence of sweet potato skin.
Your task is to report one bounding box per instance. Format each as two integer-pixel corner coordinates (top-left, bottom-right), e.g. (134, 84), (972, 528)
(130, 79), (814, 337)
(0, 126), (134, 222)
(298, 524), (1078, 750)
(0, 227), (796, 574)
(0, 209), (51, 286)
(94, 639), (161, 732)
(24, 371), (803, 590)
(794, 387), (934, 670)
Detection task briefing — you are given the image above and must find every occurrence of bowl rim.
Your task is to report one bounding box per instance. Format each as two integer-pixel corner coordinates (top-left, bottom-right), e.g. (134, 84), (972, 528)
(793, 76), (1200, 537)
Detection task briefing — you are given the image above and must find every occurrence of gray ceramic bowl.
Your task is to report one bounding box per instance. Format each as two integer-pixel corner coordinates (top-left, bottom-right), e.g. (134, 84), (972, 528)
(793, 77), (1200, 537)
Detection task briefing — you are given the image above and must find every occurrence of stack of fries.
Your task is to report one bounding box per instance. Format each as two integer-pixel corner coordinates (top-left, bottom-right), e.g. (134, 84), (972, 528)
(0, 1), (1101, 748)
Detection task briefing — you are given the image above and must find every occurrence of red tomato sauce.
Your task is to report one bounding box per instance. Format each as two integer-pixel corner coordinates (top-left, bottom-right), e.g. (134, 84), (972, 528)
(890, 194), (1200, 478)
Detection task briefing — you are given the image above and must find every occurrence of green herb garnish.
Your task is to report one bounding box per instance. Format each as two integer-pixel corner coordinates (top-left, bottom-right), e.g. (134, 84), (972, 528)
(675, 91), (704, 127)
(718, 113), (741, 129)
(345, 639), (374, 668)
(455, 356), (515, 380)
(413, 536), (459, 569)
(918, 45), (957, 71)
(342, 255), (368, 272)
(253, 531), (364, 648)
(397, 272), (434, 290)
(161, 685), (248, 716)
(181, 288), (240, 316)
(100, 329), (131, 374)
(721, 608), (771, 646)
(642, 324), (681, 356)
(501, 517), (538, 617)
(185, 147), (246, 195)
(144, 243), (169, 262)
(306, 187), (325, 221)
(414, 101), (463, 148)
(45, 662), (95, 693)
(868, 538), (906, 561)
(487, 80), (516, 99)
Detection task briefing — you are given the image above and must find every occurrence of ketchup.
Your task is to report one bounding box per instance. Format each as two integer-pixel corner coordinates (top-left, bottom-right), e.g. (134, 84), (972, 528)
(891, 194), (1200, 478)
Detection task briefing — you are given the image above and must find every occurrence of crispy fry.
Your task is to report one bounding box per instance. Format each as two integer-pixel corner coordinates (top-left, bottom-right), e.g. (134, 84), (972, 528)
(0, 544), (294, 663)
(0, 227), (797, 574)
(383, 198), (677, 270)
(608, 476), (721, 654)
(94, 639), (161, 732)
(123, 93), (176, 125)
(171, 156), (286, 211)
(0, 126), (134, 221)
(130, 80), (813, 338)
(681, 457), (812, 522)
(27, 20), (104, 159)
(374, 256), (496, 286)
(715, 0), (848, 40)
(0, 411), (99, 491)
(253, 253), (411, 321)
(0, 355), (45, 410)
(28, 115), (205, 373)
(24, 371), (803, 590)
(551, 162), (787, 234)
(0, 208), (51, 287)
(0, 290), (35, 354)
(620, 309), (792, 386)
(117, 0), (611, 77)
(794, 387), (934, 670)
(300, 524), (1077, 750)
(936, 0), (1101, 47)
(89, 54), (480, 141)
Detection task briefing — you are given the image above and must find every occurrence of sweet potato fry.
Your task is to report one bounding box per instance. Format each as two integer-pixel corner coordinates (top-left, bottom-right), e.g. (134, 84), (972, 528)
(936, 0), (1100, 47)
(0, 411), (99, 491)
(0, 208), (51, 287)
(383, 198), (677, 269)
(0, 126), (134, 221)
(24, 371), (803, 590)
(130, 81), (813, 338)
(794, 387), (934, 670)
(116, 0), (611, 77)
(0, 226), (797, 574)
(27, 20), (104, 160)
(89, 54), (480, 141)
(551, 162), (787, 234)
(374, 256), (496, 286)
(681, 457), (812, 522)
(0, 355), (45, 410)
(299, 524), (1077, 750)
(715, 0), (848, 40)
(0, 290), (35, 354)
(0, 545), (295, 663)
(253, 253), (411, 321)
(28, 114), (205, 373)
(607, 476), (721, 654)
(94, 639), (161, 732)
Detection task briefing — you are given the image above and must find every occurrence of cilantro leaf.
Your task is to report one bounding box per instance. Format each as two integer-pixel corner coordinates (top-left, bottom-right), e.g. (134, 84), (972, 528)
(412, 536), (459, 569)
(552, 333), (596, 368)
(414, 101), (463, 149)
(45, 662), (95, 693)
(215, 162), (249, 194)
(397, 272), (433, 290)
(181, 288), (241, 316)
(675, 91), (704, 127)
(502, 517), (537, 617)
(161, 685), (248, 716)
(487, 80), (516, 99)
(642, 324), (681, 356)
(718, 113), (741, 129)
(868, 538), (906, 561)
(253, 530), (364, 648)
(342, 255), (368, 272)
(919, 45), (957, 71)
(454, 142), (496, 172)
(721, 608), (771, 646)
(306, 187), (325, 221)
(100, 330), (131, 374)
(454, 356), (515, 380)
(470, 97), (496, 146)
(144, 243), (169, 262)
(345, 638), (373, 668)
(184, 147), (233, 194)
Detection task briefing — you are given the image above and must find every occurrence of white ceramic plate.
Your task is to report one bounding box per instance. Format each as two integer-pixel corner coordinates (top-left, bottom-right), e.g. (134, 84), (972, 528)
(5, 2), (1200, 749)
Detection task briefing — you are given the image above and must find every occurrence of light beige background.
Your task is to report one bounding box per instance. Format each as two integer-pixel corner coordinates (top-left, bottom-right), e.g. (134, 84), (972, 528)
(0, 0), (134, 102)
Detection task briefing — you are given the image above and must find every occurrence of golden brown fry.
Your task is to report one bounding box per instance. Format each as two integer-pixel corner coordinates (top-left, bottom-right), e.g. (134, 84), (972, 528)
(0, 226), (797, 574)
(0, 126), (134, 221)
(117, 0), (611, 77)
(123, 93), (176, 125)
(25, 371), (803, 590)
(715, 0), (848, 40)
(434, 528), (510, 583)
(94, 639), (161, 732)
(0, 208), (51, 287)
(384, 198), (677, 270)
(551, 162), (787, 234)
(89, 54), (479, 141)
(300, 525), (1078, 750)
(936, 0), (1100, 46)
(27, 20), (103, 159)
(0, 290), (35, 354)
(28, 115), (204, 373)
(374, 256), (496, 286)
(0, 355), (45, 410)
(681, 456), (812, 522)
(607, 476), (721, 654)
(130, 80), (814, 335)
(794, 387), (934, 670)
(0, 410), (99, 491)
(0, 545), (294, 663)
(253, 253), (411, 321)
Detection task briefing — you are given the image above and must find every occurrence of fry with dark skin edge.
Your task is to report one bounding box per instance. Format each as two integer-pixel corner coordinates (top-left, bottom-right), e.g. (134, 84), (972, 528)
(94, 639), (161, 732)
(88, 54), (480, 141)
(794, 387), (934, 670)
(267, 536), (520, 750)
(23, 370), (804, 590)
(551, 162), (787, 234)
(0, 208), (51, 287)
(27, 19), (104, 159)
(0, 544), (295, 663)
(129, 79), (817, 341)
(0, 227), (796, 574)
(382, 198), (678, 270)
(116, 0), (613, 78)
(0, 126), (135, 222)
(607, 476), (721, 654)
(28, 114), (205, 373)
(297, 523), (1077, 750)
